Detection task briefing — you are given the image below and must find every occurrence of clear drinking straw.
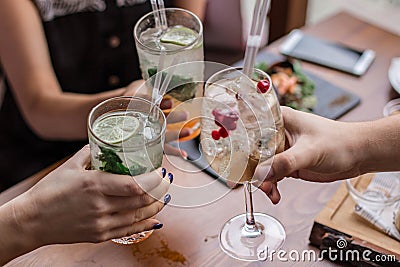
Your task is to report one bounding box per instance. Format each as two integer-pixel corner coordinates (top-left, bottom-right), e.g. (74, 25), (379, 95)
(149, 0), (171, 119)
(150, 0), (161, 29)
(157, 0), (168, 30)
(242, 0), (271, 78)
(149, 50), (177, 120)
(151, 0), (168, 30)
(148, 48), (166, 120)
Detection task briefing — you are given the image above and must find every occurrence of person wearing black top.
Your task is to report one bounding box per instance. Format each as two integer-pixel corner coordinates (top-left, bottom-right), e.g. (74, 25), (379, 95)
(0, 0), (206, 190)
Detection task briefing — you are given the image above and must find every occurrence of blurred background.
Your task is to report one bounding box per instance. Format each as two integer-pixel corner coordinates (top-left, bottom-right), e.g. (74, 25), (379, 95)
(203, 0), (400, 65)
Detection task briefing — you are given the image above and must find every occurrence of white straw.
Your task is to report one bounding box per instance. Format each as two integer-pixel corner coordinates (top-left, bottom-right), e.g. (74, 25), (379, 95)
(157, 0), (168, 30)
(150, 0), (161, 29)
(242, 0), (271, 78)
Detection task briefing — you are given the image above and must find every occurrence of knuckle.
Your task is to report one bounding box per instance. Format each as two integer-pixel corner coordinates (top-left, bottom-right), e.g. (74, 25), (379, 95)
(133, 209), (145, 222)
(280, 153), (297, 172)
(91, 219), (107, 235)
(128, 181), (144, 196)
(89, 200), (107, 217)
(139, 194), (153, 206)
(80, 175), (98, 193)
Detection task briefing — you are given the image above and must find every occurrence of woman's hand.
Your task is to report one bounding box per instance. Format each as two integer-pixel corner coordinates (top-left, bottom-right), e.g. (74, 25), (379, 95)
(0, 145), (171, 264)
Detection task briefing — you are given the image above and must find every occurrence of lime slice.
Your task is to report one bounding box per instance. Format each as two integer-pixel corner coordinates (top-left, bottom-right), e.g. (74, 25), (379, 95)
(160, 26), (198, 46)
(93, 115), (140, 144)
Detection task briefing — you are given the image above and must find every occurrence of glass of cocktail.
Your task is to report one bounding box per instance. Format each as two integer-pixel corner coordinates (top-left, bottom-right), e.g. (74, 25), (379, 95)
(134, 8), (204, 141)
(201, 67), (286, 261)
(88, 96), (166, 245)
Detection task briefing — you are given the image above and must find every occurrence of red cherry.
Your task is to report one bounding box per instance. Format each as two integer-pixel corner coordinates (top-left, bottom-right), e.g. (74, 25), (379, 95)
(219, 127), (229, 138)
(211, 130), (220, 140)
(257, 80), (270, 93)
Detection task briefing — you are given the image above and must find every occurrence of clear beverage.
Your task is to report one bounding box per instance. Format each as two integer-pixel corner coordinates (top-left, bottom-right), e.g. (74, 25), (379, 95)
(201, 67), (286, 261)
(134, 8), (204, 141)
(201, 70), (285, 184)
(88, 97), (166, 245)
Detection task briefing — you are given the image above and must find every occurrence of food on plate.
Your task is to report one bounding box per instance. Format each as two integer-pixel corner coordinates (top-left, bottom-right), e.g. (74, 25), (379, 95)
(256, 60), (317, 112)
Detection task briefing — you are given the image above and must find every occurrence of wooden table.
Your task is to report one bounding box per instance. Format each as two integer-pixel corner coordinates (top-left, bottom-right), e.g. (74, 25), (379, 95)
(2, 12), (399, 266)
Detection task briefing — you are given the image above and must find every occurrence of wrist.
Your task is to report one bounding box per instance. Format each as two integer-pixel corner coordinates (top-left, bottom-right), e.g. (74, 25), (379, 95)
(357, 116), (400, 173)
(0, 194), (41, 264)
(341, 121), (368, 176)
(6, 192), (44, 254)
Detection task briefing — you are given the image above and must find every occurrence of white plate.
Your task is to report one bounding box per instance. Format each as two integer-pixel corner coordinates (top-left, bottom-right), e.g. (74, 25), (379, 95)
(388, 57), (400, 94)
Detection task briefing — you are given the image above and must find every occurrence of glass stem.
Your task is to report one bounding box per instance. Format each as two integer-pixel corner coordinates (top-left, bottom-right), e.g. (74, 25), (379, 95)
(243, 182), (260, 235)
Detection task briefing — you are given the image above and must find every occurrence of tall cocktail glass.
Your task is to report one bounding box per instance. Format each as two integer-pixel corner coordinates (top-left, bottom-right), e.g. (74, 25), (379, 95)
(88, 96), (166, 245)
(134, 8), (204, 141)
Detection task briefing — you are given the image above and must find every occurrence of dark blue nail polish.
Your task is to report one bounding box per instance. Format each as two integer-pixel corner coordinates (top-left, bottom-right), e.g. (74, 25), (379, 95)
(161, 168), (166, 178)
(152, 223), (163, 230)
(168, 173), (173, 183)
(164, 194), (171, 205)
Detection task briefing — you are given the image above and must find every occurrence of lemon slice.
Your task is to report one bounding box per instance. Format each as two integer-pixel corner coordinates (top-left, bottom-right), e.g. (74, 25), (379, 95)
(93, 114), (140, 144)
(160, 26), (198, 46)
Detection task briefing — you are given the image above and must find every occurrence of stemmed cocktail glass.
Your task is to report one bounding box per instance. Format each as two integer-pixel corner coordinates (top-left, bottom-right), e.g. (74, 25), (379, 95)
(201, 67), (286, 261)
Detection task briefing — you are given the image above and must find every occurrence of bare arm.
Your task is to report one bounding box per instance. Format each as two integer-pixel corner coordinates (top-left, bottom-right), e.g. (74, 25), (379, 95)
(0, 146), (170, 265)
(357, 114), (400, 173)
(0, 0), (126, 140)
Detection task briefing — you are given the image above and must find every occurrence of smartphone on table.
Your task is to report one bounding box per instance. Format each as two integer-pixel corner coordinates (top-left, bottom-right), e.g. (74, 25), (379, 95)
(279, 29), (375, 76)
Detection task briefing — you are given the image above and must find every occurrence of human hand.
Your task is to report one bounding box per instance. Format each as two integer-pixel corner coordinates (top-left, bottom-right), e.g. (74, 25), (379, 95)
(255, 107), (363, 203)
(12, 145), (171, 246)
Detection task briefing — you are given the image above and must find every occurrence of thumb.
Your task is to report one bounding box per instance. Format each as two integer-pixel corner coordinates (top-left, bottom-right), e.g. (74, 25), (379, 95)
(254, 143), (310, 182)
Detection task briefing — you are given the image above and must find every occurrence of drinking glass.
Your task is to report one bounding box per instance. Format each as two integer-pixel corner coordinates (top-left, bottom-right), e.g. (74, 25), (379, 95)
(87, 96), (166, 245)
(134, 8), (204, 141)
(201, 67), (286, 261)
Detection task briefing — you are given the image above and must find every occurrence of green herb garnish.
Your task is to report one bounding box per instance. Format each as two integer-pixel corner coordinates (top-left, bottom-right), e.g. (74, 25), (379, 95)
(98, 147), (146, 176)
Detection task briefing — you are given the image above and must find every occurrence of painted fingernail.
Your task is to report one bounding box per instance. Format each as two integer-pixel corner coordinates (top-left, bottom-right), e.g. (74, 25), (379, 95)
(161, 168), (166, 178)
(152, 223), (163, 230)
(168, 173), (174, 183)
(164, 194), (171, 205)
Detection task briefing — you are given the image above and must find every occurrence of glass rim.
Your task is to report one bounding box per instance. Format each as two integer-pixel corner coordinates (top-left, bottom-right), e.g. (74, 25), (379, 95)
(206, 66), (272, 89)
(383, 98), (400, 117)
(346, 177), (400, 206)
(133, 7), (203, 54)
(87, 96), (166, 149)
